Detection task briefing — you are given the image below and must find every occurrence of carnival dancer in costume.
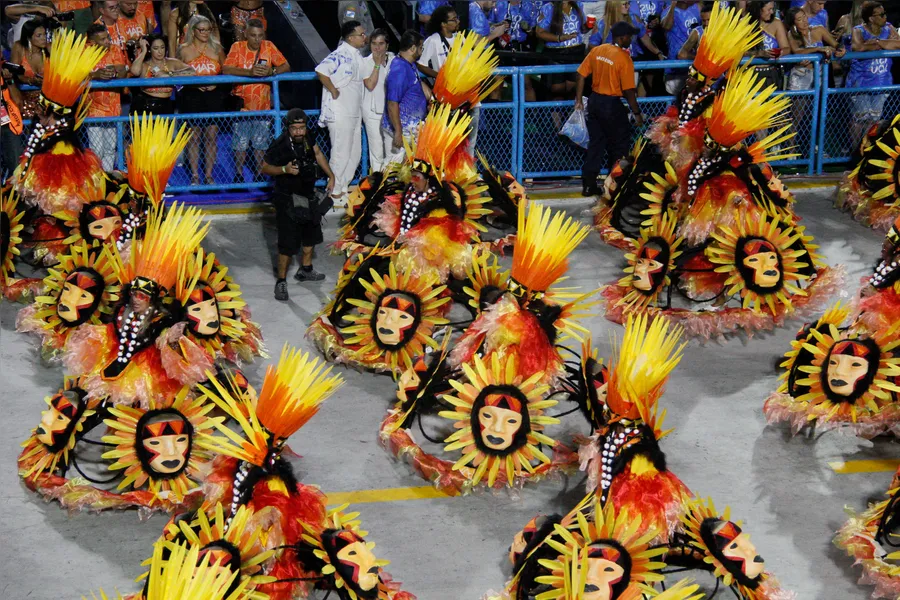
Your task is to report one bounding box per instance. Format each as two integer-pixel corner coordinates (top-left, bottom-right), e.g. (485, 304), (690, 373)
(189, 345), (415, 600)
(379, 203), (596, 495)
(0, 187), (40, 301)
(308, 104), (487, 375)
(599, 63), (839, 340)
(764, 216), (900, 437)
(835, 464), (900, 599)
(836, 113), (900, 232)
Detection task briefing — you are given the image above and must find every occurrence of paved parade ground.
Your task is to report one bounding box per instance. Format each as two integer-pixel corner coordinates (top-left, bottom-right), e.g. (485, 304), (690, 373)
(2, 185), (898, 599)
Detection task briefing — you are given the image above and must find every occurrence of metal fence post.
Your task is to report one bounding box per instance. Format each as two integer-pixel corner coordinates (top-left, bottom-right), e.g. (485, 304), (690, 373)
(816, 69), (829, 175)
(511, 68), (520, 179)
(515, 67), (525, 181)
(273, 77), (282, 137)
(809, 56), (821, 175)
(116, 119), (125, 171)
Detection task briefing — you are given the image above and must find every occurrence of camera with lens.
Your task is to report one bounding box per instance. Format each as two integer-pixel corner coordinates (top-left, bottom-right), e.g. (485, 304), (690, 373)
(125, 40), (138, 64)
(55, 10), (75, 21)
(1, 62), (27, 77)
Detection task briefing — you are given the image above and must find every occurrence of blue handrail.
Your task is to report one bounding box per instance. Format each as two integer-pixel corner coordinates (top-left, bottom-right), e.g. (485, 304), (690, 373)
(15, 50), (900, 192)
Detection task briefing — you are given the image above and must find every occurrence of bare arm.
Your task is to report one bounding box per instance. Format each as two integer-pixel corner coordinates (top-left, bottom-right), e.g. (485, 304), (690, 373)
(774, 21), (791, 54)
(421, 79), (432, 101)
(274, 59), (290, 75)
(662, 2), (675, 31)
(623, 88), (643, 126)
(167, 11), (179, 56)
(130, 44), (148, 77)
(364, 64), (382, 91)
(260, 159), (287, 177)
(317, 72), (340, 99)
(388, 99), (402, 148)
(677, 30), (700, 60)
(640, 32), (664, 57)
(167, 58), (195, 74)
(416, 62), (438, 78)
(574, 73), (585, 109)
(852, 27), (880, 51)
(4, 3), (54, 21)
(876, 25), (900, 50)
(485, 21), (509, 42)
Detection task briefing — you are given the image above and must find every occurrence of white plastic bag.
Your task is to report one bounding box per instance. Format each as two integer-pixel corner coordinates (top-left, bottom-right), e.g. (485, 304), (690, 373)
(559, 107), (589, 149)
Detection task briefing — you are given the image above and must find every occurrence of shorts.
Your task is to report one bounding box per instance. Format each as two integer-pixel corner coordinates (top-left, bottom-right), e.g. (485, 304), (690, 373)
(542, 45), (585, 88)
(788, 66), (814, 91)
(233, 118), (270, 151)
(852, 93), (888, 121)
(274, 192), (324, 255)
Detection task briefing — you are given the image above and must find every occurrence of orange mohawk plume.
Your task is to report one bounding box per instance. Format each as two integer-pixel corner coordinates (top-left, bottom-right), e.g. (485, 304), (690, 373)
(433, 31), (501, 109)
(113, 203), (209, 290)
(692, 2), (760, 81)
(510, 202), (590, 294)
(411, 104), (472, 180)
(255, 345), (344, 441)
(40, 29), (106, 111)
(126, 114), (192, 206)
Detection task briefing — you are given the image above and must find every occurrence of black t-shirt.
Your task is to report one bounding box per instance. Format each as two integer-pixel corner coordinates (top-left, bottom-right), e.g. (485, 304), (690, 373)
(264, 132), (318, 197)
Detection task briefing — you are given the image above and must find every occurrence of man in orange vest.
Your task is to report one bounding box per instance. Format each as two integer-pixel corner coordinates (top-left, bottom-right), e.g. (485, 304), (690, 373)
(0, 63), (24, 179)
(575, 20), (644, 196)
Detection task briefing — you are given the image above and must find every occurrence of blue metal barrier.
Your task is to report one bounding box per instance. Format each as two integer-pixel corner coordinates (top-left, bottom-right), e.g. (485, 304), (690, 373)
(22, 51), (900, 194)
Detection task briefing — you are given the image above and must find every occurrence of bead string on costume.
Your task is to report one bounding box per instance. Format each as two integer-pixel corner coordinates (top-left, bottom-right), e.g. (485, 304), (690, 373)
(115, 304), (147, 364)
(598, 426), (642, 504)
(228, 459), (253, 527)
(399, 186), (434, 235)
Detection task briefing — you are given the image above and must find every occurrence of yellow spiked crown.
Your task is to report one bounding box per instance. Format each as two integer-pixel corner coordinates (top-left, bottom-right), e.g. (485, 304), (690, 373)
(707, 65), (791, 148)
(692, 2), (760, 81)
(127, 114), (193, 206)
(433, 31), (501, 109)
(40, 29), (106, 113)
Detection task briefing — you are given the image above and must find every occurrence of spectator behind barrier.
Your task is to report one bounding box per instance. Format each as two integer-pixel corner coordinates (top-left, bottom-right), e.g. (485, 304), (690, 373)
(381, 29), (428, 165)
(223, 18), (290, 184)
(231, 0), (265, 43)
(168, 0), (218, 57)
(117, 0), (156, 64)
(176, 14), (226, 186)
(360, 28), (395, 173)
(85, 22), (127, 172)
(536, 1), (587, 103)
(129, 33), (194, 116)
(94, 0), (127, 59)
(10, 16), (49, 118)
(418, 4), (459, 79)
(785, 6), (843, 92)
(260, 108), (336, 301)
(417, 1), (451, 33)
(848, 1), (900, 147)
(675, 2), (712, 61)
(799, 0), (829, 30)
(52, 1), (93, 35)
(315, 19), (367, 202)
(831, 1), (863, 88)
(662, 1), (701, 95)
(1, 63), (25, 179)
(5, 1), (56, 49)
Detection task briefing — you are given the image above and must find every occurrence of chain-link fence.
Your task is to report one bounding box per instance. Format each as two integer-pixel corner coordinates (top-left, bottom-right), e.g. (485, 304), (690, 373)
(23, 52), (890, 195)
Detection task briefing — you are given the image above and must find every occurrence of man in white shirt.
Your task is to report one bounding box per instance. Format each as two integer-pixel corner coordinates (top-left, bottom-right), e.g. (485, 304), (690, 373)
(417, 4), (459, 78)
(315, 20), (367, 201)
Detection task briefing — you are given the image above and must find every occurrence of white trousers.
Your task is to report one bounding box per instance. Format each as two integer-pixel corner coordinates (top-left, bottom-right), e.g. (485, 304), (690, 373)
(87, 125), (117, 172)
(326, 116), (362, 196)
(381, 127), (407, 166)
(363, 110), (386, 173)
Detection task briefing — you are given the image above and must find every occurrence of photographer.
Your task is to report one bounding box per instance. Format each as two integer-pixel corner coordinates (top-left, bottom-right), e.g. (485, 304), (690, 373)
(1, 62), (25, 178)
(5, 2), (55, 47)
(260, 109), (335, 301)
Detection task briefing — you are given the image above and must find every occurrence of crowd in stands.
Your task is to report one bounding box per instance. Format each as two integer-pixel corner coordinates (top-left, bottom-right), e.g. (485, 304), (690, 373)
(3, 1), (900, 184)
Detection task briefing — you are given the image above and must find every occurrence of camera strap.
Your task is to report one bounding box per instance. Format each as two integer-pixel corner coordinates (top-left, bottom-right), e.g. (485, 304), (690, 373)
(0, 75), (22, 134)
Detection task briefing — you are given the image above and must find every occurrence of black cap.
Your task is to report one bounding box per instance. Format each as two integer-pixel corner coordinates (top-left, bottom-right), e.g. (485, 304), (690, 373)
(285, 108), (308, 125)
(611, 21), (640, 38)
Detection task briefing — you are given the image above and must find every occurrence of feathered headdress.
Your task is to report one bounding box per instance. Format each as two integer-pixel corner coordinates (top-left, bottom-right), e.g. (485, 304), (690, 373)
(510, 202), (590, 297)
(127, 114), (192, 206)
(433, 31), (501, 109)
(410, 104), (472, 180)
(606, 314), (686, 433)
(111, 202), (209, 291)
(203, 345), (344, 466)
(40, 29), (106, 114)
(707, 65), (792, 149)
(692, 2), (760, 81)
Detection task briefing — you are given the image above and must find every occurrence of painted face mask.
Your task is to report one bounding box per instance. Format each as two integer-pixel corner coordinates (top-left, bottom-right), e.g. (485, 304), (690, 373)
(477, 393), (525, 452)
(825, 341), (872, 398)
(82, 202), (124, 243)
(374, 292), (418, 347)
(582, 542), (632, 600)
(36, 390), (85, 450)
(632, 242), (666, 293)
(138, 411), (191, 476)
(323, 529), (382, 597)
(186, 284), (220, 337)
(710, 520), (765, 581)
(57, 268), (104, 326)
(740, 239), (781, 289)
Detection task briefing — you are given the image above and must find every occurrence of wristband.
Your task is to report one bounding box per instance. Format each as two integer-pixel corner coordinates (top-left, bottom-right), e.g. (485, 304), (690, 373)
(282, 165), (286, 173)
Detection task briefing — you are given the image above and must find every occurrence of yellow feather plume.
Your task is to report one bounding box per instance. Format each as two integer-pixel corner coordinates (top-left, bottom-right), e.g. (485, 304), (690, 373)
(256, 344), (344, 441)
(708, 65), (791, 148)
(606, 314), (686, 431)
(433, 31), (501, 108)
(41, 29), (106, 109)
(647, 578), (706, 600)
(693, 2), (760, 80)
(112, 202), (209, 290)
(144, 540), (252, 600)
(412, 103), (472, 179)
(511, 202), (590, 294)
(127, 114), (193, 205)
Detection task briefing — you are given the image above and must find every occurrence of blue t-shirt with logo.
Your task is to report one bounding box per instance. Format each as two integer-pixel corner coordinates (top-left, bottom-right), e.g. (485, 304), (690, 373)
(416, 0), (450, 33)
(381, 56), (428, 135)
(589, 17), (644, 55)
(790, 2), (828, 29)
(538, 1), (585, 48)
(665, 3), (700, 73)
(496, 1), (533, 43)
(469, 1), (505, 37)
(847, 24), (894, 88)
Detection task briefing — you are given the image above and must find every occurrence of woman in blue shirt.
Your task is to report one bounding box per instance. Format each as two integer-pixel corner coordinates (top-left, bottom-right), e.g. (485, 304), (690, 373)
(535, 1), (587, 100)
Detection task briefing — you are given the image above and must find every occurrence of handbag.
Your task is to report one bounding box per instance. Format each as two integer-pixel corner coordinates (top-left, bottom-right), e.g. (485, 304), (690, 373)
(290, 189), (333, 224)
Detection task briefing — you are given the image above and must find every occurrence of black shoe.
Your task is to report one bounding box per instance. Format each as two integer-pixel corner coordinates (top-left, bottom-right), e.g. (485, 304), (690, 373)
(582, 184), (599, 197)
(274, 280), (289, 301)
(294, 267), (325, 282)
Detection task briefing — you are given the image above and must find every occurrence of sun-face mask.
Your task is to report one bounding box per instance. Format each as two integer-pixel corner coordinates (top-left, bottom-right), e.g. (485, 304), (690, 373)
(581, 542), (631, 600)
(374, 292), (419, 347)
(138, 411), (192, 476)
(82, 202), (124, 243)
(57, 268), (104, 326)
(476, 392), (525, 452)
(705, 518), (766, 582)
(824, 340), (875, 399)
(739, 238), (781, 290)
(35, 389), (86, 451)
(186, 285), (220, 337)
(632, 243), (666, 293)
